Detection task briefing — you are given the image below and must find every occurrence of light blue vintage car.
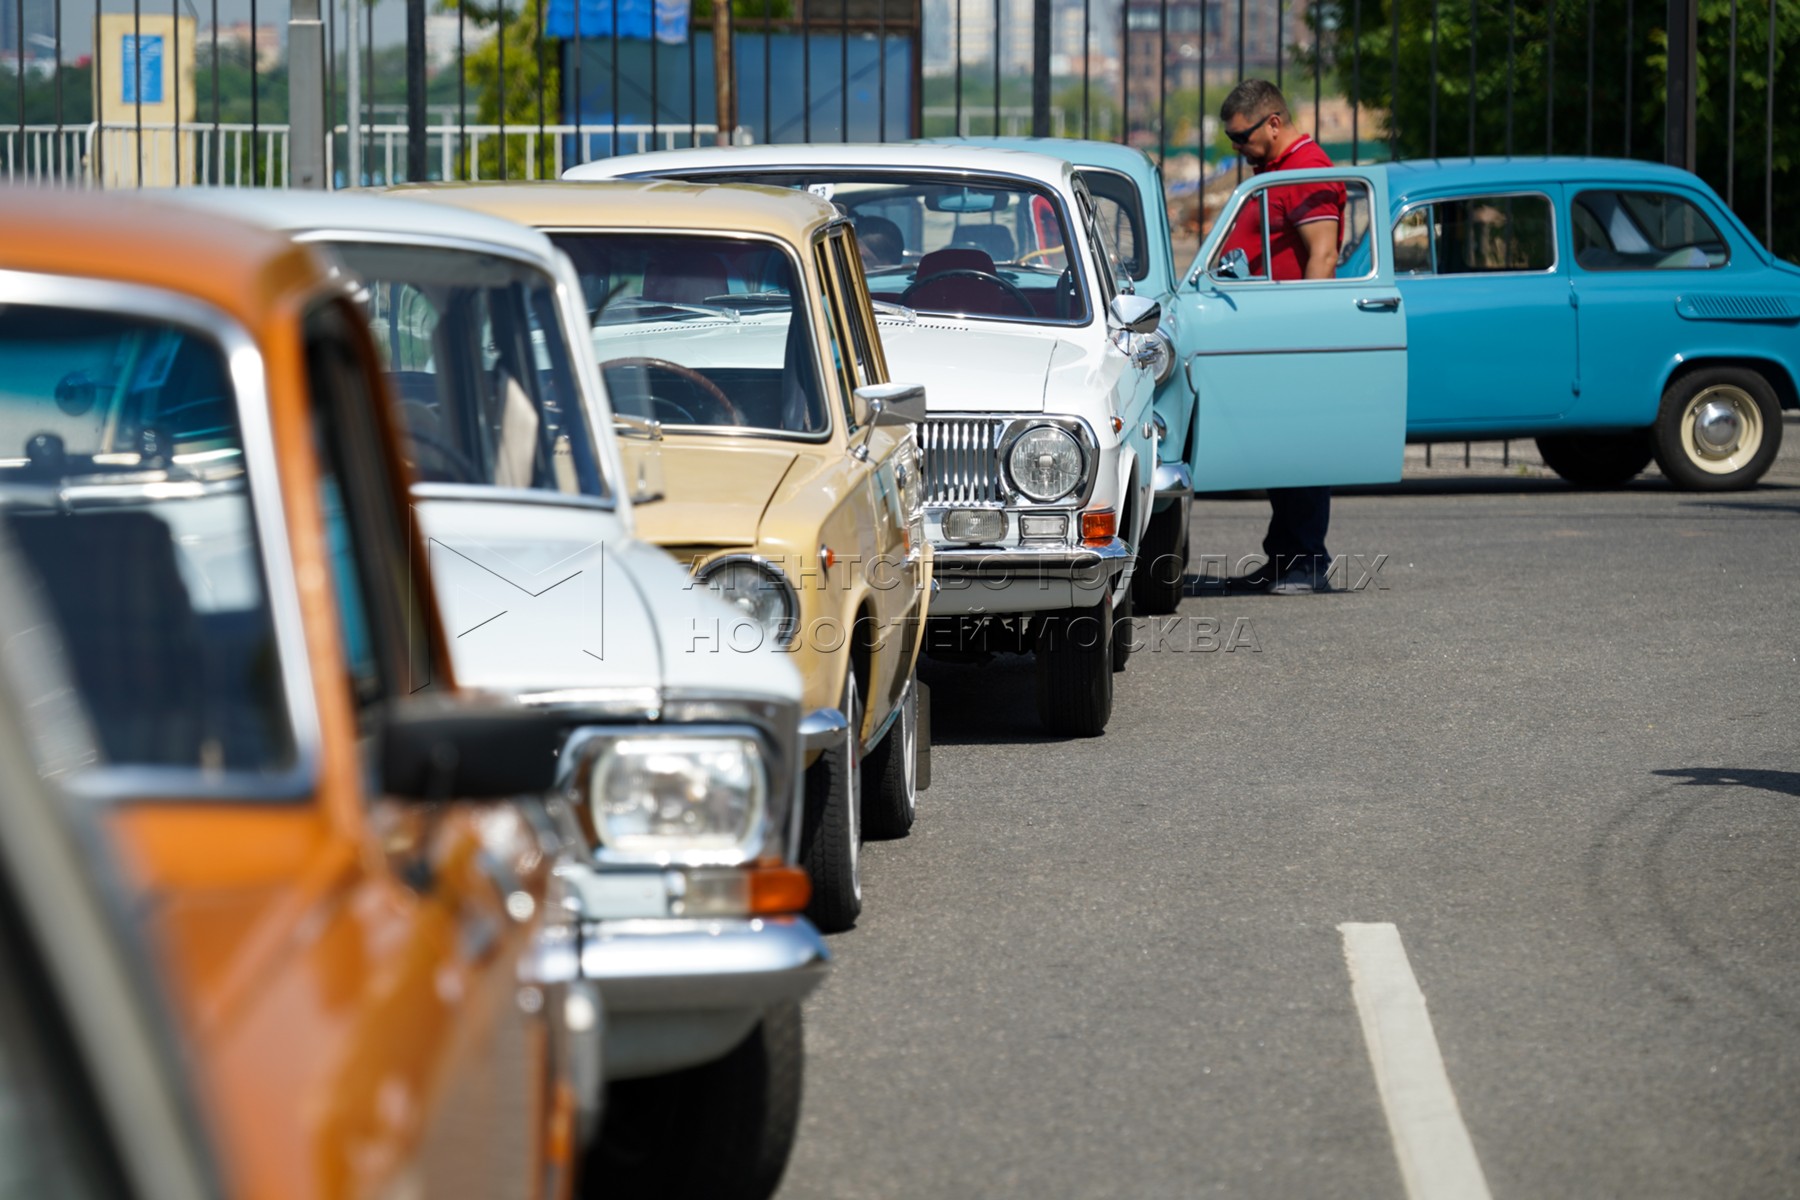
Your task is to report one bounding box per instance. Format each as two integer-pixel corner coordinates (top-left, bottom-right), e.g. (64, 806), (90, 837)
(950, 141), (1799, 508)
(935, 137), (1411, 608)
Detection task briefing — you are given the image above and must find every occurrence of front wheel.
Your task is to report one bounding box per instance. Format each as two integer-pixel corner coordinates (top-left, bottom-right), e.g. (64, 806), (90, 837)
(1650, 367), (1784, 491)
(860, 673), (919, 840)
(1535, 432), (1654, 487)
(1133, 504), (1189, 615)
(800, 672), (862, 932)
(581, 1002), (804, 1200)
(1035, 594), (1114, 738)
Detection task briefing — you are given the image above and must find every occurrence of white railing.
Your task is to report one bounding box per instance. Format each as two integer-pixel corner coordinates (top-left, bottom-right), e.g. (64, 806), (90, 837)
(1, 121), (753, 188)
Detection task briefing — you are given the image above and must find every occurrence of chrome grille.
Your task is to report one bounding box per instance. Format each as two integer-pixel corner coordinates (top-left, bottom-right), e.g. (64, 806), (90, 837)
(920, 416), (1006, 506)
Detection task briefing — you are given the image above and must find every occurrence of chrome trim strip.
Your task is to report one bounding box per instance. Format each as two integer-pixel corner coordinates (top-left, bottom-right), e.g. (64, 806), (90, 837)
(862, 673), (912, 756)
(1188, 344), (1409, 357)
(931, 536), (1131, 580)
(0, 269), (322, 803)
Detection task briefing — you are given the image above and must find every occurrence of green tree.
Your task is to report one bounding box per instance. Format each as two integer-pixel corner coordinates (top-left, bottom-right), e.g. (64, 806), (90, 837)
(1311, 0), (1798, 259)
(449, 0), (561, 178)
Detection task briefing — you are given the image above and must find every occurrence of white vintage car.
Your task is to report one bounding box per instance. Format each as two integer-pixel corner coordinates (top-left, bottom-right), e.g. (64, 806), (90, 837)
(158, 189), (832, 1197)
(568, 145), (1166, 737)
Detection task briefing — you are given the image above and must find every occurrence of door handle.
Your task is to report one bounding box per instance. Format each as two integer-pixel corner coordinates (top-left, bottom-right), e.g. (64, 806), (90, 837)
(1356, 296), (1402, 311)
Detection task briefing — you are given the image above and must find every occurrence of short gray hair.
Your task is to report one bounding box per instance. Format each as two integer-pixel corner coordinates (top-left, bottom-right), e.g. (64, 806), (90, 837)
(1221, 79), (1289, 124)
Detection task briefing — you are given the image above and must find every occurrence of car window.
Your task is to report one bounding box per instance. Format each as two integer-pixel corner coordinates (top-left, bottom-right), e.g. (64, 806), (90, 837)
(1394, 194), (1556, 274)
(1572, 189), (1729, 270)
(827, 229), (881, 388)
(654, 170), (1092, 325)
(1077, 168), (1150, 283)
(549, 231), (831, 437)
(332, 242), (609, 500)
(1208, 178), (1377, 282)
(0, 306), (295, 776)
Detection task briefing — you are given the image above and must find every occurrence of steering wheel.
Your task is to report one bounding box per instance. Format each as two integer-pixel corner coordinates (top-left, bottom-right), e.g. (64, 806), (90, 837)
(405, 429), (484, 484)
(599, 357), (743, 427)
(901, 269), (1037, 318)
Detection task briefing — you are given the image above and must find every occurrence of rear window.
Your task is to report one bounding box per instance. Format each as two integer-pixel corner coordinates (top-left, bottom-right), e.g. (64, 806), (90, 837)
(0, 307), (294, 777)
(1393, 194), (1556, 275)
(1572, 190), (1729, 271)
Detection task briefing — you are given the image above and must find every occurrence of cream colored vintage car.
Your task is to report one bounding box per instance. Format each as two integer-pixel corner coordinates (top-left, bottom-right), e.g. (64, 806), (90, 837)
(392, 181), (934, 933)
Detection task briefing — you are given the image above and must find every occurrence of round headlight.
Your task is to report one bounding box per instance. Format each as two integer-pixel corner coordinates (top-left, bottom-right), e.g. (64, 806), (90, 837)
(591, 736), (767, 857)
(696, 556), (798, 646)
(1007, 425), (1085, 502)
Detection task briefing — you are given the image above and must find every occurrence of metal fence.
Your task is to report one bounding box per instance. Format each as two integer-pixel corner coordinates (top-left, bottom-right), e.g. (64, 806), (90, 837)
(0, 0), (1789, 258)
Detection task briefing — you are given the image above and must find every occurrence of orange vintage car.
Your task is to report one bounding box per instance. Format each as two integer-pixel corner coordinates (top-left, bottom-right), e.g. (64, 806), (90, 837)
(0, 189), (601, 1199)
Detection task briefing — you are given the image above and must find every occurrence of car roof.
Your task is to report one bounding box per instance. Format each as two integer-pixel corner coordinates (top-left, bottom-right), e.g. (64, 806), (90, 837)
(152, 185), (567, 264)
(381, 179), (842, 244)
(928, 136), (1159, 180)
(0, 189), (332, 326)
(566, 142), (1080, 191)
(1386, 156), (1719, 197)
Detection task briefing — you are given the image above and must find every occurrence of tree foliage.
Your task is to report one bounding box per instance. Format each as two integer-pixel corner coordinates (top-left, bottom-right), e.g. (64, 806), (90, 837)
(1310, 0), (1799, 258)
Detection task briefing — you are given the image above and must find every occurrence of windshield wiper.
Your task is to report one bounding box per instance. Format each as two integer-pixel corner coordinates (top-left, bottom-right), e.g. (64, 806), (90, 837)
(604, 296), (742, 324)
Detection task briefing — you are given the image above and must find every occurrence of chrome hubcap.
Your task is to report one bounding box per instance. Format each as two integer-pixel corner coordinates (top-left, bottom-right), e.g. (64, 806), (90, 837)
(1681, 385), (1762, 474)
(901, 683), (918, 817)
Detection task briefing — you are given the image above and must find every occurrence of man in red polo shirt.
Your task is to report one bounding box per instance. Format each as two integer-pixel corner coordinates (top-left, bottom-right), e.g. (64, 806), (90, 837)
(1217, 79), (1343, 594)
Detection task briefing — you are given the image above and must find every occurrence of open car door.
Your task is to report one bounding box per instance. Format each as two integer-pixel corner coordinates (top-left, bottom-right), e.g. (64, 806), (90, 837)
(1174, 164), (1407, 491)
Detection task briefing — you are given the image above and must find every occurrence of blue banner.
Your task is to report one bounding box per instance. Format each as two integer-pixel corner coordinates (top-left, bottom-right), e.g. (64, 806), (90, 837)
(121, 34), (165, 104)
(544, 0), (689, 43)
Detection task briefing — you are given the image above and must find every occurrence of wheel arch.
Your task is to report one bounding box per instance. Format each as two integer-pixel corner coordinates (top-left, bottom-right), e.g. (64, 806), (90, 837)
(1662, 354), (1799, 411)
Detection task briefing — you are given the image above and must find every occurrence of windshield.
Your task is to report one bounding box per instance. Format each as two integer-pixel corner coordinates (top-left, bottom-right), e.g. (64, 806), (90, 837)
(331, 242), (609, 500)
(651, 172), (1089, 325)
(0, 306), (293, 775)
(547, 232), (831, 436)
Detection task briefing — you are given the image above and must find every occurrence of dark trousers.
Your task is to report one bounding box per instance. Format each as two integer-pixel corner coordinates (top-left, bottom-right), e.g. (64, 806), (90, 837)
(1261, 486), (1332, 580)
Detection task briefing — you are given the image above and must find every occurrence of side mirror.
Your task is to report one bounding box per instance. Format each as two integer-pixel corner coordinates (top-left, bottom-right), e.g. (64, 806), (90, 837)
(1213, 248), (1252, 281)
(1107, 294), (1162, 336)
(380, 699), (569, 801)
(854, 382), (927, 428)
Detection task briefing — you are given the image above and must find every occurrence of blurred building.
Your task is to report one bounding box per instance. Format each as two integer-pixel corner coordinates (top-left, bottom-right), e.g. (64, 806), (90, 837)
(1123, 0), (1305, 117)
(211, 22), (283, 71)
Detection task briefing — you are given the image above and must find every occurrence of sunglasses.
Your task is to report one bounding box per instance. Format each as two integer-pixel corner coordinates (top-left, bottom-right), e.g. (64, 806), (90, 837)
(1225, 113), (1274, 145)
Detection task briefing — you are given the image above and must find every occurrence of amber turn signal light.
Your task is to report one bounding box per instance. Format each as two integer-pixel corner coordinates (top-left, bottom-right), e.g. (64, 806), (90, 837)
(750, 864), (813, 915)
(1081, 508), (1117, 545)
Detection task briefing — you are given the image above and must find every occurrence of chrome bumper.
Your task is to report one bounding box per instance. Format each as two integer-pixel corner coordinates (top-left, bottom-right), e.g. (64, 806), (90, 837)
(928, 536), (1129, 616)
(799, 705), (849, 751)
(583, 916), (831, 1080)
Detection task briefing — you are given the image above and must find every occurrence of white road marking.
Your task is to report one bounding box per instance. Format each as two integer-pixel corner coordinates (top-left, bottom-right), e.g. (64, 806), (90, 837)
(1340, 922), (1494, 1200)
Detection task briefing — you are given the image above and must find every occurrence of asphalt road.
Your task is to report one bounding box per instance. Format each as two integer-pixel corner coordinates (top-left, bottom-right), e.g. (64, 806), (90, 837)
(779, 416), (1800, 1199)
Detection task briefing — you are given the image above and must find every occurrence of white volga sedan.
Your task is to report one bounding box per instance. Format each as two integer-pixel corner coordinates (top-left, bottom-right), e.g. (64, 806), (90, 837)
(569, 145), (1166, 737)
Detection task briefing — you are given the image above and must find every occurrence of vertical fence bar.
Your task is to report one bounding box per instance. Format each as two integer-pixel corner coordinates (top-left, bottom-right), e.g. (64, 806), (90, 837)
(1121, 0), (1130, 147)
(457, 0), (466, 172)
(1466, 0), (1475, 155)
(16, 0), (25, 175)
(1427, 0), (1437, 155)
(1585, 0), (1595, 154)
(763, 0), (771, 142)
(173, 0), (182, 182)
(1665, 0), (1695, 168)
(1766, 0), (1774, 251)
(1031, 0), (1048, 135)
(1313, 0), (1322, 135)
(1275, 0), (1283, 90)
(838, 0), (846, 140)
(93, 0), (102, 182)
(953, 0), (961, 135)
(1386, 0), (1396, 159)
(992, 0), (999, 136)
(571, 0), (583, 161)
(1157, 0), (1166, 162)
(1545, 0), (1554, 154)
(650, 0), (659, 143)
(802, 0), (810, 138)
(1080, 0), (1089, 137)
(1200, 0), (1208, 154)
(1504, 0), (1514, 153)
(1351, 0), (1360, 160)
(408, 0), (425, 180)
(325, 0), (336, 184)
(535, 0), (545, 175)
(1238, 0), (1248, 175)
(1623, 0), (1632, 155)
(134, 0), (144, 185)
(689, 1), (698, 147)
(498, 0), (507, 177)
(363, 0), (372, 178)
(879, 0), (887, 138)
(54, 0), (65, 178)
(1725, 0), (1736, 206)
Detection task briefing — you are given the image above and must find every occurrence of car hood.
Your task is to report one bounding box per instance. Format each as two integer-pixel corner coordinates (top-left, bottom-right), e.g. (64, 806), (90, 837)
(412, 497), (801, 706)
(877, 318), (1061, 412)
(630, 441), (799, 547)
